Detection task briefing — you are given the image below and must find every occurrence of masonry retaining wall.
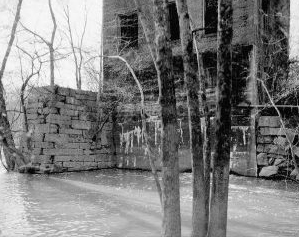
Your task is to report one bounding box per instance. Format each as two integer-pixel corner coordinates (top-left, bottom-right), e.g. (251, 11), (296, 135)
(23, 86), (259, 176)
(257, 116), (298, 178)
(22, 86), (115, 172)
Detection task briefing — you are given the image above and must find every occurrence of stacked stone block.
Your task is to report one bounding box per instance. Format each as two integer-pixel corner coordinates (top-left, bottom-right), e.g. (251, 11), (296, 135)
(257, 116), (297, 178)
(23, 86), (115, 172)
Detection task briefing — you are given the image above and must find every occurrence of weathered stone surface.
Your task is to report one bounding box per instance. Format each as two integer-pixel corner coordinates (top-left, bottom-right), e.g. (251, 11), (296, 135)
(79, 113), (97, 121)
(60, 129), (82, 135)
(31, 155), (53, 164)
(263, 144), (288, 156)
(43, 148), (84, 156)
(260, 127), (282, 136)
(54, 102), (85, 111)
(60, 108), (79, 117)
(32, 148), (42, 155)
(292, 147), (299, 157)
(31, 133), (45, 141)
(33, 142), (55, 149)
(57, 87), (70, 96)
(44, 134), (68, 144)
(46, 114), (70, 121)
(66, 97), (81, 105)
(259, 116), (281, 127)
(259, 166), (279, 177)
(290, 169), (299, 178)
(273, 137), (288, 147)
(274, 158), (286, 166)
(34, 124), (58, 134)
(257, 153), (268, 166)
(68, 134), (86, 143)
(84, 161), (98, 167)
(28, 118), (46, 124)
(25, 86), (114, 173)
(27, 102), (44, 109)
(63, 161), (84, 168)
(27, 114), (44, 120)
(257, 135), (274, 144)
(72, 120), (92, 130)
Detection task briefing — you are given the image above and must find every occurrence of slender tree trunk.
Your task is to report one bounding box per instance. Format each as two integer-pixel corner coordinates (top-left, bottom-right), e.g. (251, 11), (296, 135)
(196, 51), (212, 233)
(175, 1), (206, 236)
(48, 0), (57, 86)
(0, 0), (23, 171)
(208, 0), (233, 237)
(152, 0), (181, 236)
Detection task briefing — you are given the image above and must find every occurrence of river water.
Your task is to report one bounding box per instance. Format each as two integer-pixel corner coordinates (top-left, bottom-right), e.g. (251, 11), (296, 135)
(0, 167), (298, 237)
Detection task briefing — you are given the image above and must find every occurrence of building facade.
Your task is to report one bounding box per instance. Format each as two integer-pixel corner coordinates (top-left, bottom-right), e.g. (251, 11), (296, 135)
(102, 0), (290, 176)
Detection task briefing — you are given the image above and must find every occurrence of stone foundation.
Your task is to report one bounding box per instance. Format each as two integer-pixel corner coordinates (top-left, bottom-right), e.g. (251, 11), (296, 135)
(22, 86), (115, 172)
(23, 86), (258, 176)
(257, 116), (298, 178)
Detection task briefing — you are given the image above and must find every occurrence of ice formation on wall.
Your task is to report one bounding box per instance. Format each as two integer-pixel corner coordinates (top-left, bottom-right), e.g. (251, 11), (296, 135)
(231, 126), (250, 145)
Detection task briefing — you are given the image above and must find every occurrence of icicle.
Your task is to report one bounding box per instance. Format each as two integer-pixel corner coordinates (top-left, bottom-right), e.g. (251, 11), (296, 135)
(133, 157), (137, 167)
(178, 119), (184, 144)
(119, 123), (124, 153)
(233, 144), (237, 152)
(242, 127), (247, 145)
(124, 132), (130, 154)
(144, 146), (149, 155)
(154, 120), (158, 146)
(119, 156), (123, 168)
(141, 126), (144, 144)
(130, 131), (134, 153)
(232, 126), (249, 145)
(134, 126), (141, 147)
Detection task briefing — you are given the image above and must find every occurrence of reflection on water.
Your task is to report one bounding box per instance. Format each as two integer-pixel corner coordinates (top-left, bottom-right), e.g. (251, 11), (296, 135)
(0, 167), (298, 237)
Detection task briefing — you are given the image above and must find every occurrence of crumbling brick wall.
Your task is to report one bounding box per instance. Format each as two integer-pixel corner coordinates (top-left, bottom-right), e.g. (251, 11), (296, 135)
(22, 86), (115, 172)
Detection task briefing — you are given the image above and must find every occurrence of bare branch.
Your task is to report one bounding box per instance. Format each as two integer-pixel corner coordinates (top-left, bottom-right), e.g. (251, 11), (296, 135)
(0, 0), (23, 82)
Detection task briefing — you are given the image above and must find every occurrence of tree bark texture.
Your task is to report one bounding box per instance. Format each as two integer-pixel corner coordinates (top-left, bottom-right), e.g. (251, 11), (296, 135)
(152, 0), (181, 237)
(208, 0), (233, 237)
(194, 37), (212, 234)
(0, 0), (24, 170)
(175, 1), (207, 236)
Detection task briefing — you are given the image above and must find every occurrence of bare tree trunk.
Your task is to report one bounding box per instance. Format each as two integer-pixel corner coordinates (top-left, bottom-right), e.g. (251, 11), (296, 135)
(48, 0), (57, 86)
(175, 1), (206, 236)
(196, 51), (211, 233)
(0, 0), (23, 171)
(152, 1), (181, 236)
(208, 0), (233, 236)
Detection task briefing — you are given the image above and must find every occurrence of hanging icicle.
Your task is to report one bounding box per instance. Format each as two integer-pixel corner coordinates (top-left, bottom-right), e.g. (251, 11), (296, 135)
(134, 126), (142, 147)
(178, 119), (184, 144)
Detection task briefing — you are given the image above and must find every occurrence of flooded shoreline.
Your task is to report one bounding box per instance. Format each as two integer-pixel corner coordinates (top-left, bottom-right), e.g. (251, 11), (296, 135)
(0, 168), (298, 237)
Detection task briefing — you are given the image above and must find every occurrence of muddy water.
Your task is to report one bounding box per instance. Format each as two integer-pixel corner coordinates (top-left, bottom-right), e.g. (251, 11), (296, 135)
(0, 168), (298, 237)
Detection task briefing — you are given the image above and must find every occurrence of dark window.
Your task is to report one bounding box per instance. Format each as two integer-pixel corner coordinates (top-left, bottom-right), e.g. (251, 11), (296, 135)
(261, 0), (270, 31)
(262, 0), (270, 14)
(168, 3), (180, 40)
(119, 13), (138, 50)
(204, 0), (218, 34)
(202, 52), (217, 88)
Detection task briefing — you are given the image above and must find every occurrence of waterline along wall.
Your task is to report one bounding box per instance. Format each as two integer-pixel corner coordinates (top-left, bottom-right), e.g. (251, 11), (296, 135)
(23, 86), (258, 175)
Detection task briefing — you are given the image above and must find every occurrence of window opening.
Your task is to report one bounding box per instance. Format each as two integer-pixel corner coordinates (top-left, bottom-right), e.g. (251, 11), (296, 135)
(168, 3), (180, 40)
(204, 0), (218, 34)
(119, 13), (138, 50)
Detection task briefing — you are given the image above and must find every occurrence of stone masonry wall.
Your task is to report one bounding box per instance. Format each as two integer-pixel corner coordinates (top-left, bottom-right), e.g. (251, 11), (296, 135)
(257, 116), (298, 179)
(22, 86), (115, 172)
